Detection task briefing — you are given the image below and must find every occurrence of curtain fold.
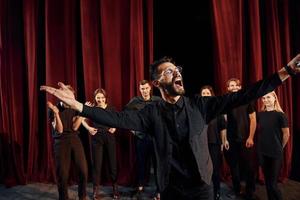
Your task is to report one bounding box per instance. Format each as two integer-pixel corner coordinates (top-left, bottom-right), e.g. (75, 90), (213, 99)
(0, 0), (153, 186)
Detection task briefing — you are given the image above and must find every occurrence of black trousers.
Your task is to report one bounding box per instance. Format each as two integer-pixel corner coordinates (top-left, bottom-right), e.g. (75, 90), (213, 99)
(259, 154), (282, 200)
(208, 143), (222, 194)
(54, 135), (88, 200)
(135, 135), (156, 187)
(224, 141), (256, 195)
(161, 179), (213, 200)
(92, 133), (117, 186)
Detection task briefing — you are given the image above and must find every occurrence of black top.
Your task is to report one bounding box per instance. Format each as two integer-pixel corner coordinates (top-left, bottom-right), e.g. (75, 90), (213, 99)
(80, 73), (282, 191)
(49, 102), (79, 138)
(125, 95), (161, 139)
(207, 115), (226, 144)
(125, 96), (161, 110)
(257, 111), (288, 158)
(227, 103), (255, 142)
(91, 106), (115, 141)
(161, 97), (201, 186)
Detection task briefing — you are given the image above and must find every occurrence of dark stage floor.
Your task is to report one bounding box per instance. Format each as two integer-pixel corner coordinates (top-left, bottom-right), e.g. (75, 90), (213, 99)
(0, 179), (300, 199)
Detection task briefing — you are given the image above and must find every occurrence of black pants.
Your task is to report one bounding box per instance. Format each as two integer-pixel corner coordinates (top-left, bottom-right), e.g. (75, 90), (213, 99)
(92, 133), (117, 186)
(135, 135), (156, 187)
(259, 154), (282, 200)
(224, 141), (256, 195)
(208, 143), (222, 194)
(54, 135), (88, 200)
(161, 179), (213, 200)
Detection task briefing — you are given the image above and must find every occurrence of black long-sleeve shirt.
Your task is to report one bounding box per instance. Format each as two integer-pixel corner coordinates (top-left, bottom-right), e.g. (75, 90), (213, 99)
(80, 73), (282, 191)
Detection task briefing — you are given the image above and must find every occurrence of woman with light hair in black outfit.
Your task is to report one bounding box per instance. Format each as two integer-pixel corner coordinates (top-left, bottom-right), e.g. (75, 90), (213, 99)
(257, 91), (290, 200)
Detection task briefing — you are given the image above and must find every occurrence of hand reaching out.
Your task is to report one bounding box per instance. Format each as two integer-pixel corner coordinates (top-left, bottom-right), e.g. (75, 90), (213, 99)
(40, 82), (83, 112)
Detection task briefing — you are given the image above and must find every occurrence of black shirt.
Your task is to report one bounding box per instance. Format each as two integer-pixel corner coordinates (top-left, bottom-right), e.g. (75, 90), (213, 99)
(162, 97), (201, 186)
(49, 102), (79, 138)
(207, 115), (226, 144)
(91, 105), (115, 141)
(227, 103), (255, 142)
(125, 95), (161, 139)
(257, 111), (288, 158)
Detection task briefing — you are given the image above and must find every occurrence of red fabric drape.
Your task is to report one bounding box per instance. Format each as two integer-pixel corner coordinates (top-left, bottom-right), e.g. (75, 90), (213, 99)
(212, 0), (293, 182)
(0, 0), (152, 186)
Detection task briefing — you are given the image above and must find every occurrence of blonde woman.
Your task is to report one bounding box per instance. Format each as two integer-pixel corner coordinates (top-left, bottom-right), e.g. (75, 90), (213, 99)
(257, 91), (290, 200)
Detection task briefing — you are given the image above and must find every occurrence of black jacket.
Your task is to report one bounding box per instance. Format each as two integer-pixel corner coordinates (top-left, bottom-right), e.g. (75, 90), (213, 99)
(81, 73), (282, 191)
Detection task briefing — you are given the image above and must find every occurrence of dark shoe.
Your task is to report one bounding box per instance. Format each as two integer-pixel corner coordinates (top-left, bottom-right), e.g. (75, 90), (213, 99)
(214, 192), (222, 200)
(226, 191), (242, 199)
(153, 192), (160, 200)
(244, 193), (256, 200)
(131, 186), (143, 197)
(93, 186), (101, 199)
(112, 184), (120, 199)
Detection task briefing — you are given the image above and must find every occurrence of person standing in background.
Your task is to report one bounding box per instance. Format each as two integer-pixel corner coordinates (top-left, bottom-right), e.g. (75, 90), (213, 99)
(125, 80), (161, 199)
(224, 78), (257, 200)
(48, 85), (88, 200)
(81, 88), (119, 199)
(200, 85), (228, 200)
(257, 91), (290, 200)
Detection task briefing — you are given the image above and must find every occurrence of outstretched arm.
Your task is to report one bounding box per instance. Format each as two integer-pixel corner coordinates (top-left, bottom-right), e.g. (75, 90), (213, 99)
(40, 83), (151, 132)
(202, 54), (300, 123)
(40, 82), (84, 112)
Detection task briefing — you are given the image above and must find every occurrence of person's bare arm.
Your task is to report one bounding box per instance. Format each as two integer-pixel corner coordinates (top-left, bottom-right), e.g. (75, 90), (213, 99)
(246, 112), (257, 148)
(81, 119), (98, 135)
(221, 129), (229, 151)
(282, 128), (290, 148)
(47, 101), (63, 133)
(72, 116), (84, 131)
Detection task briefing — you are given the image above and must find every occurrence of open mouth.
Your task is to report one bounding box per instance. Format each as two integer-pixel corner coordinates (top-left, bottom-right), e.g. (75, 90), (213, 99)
(174, 79), (183, 87)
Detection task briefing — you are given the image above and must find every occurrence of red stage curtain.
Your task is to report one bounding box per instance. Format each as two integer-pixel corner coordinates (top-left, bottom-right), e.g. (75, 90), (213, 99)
(0, 0), (152, 186)
(212, 0), (294, 182)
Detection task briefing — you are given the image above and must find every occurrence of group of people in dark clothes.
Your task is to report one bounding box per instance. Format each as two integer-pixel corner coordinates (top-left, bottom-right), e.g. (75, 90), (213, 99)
(44, 54), (300, 200)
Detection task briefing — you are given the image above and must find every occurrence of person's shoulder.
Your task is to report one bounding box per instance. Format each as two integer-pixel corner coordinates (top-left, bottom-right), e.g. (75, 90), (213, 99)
(151, 96), (162, 101)
(276, 111), (287, 118)
(129, 96), (143, 103)
(106, 105), (116, 111)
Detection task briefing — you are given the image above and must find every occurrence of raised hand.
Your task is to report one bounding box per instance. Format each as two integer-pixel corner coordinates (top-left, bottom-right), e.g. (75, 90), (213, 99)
(287, 54), (300, 73)
(40, 82), (83, 112)
(47, 101), (59, 114)
(85, 101), (94, 107)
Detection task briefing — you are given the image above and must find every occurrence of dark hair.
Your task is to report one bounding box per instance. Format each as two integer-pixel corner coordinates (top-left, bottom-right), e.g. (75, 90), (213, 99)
(93, 88), (108, 104)
(150, 56), (174, 80)
(139, 80), (150, 86)
(226, 78), (241, 87)
(200, 85), (215, 96)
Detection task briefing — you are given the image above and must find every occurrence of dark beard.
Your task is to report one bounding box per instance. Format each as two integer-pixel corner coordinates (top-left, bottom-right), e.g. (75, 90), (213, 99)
(162, 81), (185, 96)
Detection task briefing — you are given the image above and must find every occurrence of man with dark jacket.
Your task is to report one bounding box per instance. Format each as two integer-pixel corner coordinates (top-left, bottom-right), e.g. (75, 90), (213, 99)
(41, 54), (300, 200)
(125, 80), (161, 198)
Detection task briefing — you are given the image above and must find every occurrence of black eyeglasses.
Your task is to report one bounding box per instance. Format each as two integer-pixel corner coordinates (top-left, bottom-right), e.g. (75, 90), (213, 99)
(160, 66), (183, 77)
